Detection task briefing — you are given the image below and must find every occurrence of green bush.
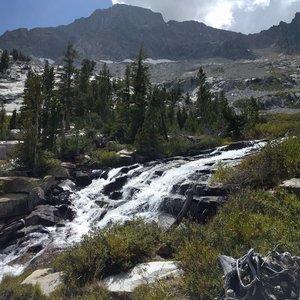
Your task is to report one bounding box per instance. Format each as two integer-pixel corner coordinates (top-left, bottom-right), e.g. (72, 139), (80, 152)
(211, 136), (300, 188)
(90, 149), (120, 167)
(0, 274), (46, 300)
(255, 113), (300, 138)
(62, 133), (93, 161)
(38, 150), (61, 174)
(54, 219), (161, 289)
(50, 284), (111, 300)
(163, 136), (190, 157)
(169, 189), (300, 299)
(163, 135), (222, 157)
(132, 280), (187, 300)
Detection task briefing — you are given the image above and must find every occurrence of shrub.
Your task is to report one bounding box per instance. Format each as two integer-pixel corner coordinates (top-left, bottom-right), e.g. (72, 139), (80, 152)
(90, 149), (120, 167)
(0, 274), (46, 300)
(211, 136), (300, 188)
(38, 150), (61, 174)
(255, 113), (300, 138)
(132, 279), (187, 300)
(163, 136), (190, 157)
(50, 284), (111, 300)
(54, 219), (161, 290)
(170, 189), (300, 299)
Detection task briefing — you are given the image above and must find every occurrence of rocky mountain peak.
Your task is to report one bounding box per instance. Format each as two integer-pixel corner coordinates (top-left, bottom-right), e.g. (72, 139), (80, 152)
(0, 5), (299, 61)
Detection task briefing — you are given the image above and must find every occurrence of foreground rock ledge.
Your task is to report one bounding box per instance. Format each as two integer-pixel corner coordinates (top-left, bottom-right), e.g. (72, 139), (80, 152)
(102, 261), (182, 293)
(21, 268), (62, 296)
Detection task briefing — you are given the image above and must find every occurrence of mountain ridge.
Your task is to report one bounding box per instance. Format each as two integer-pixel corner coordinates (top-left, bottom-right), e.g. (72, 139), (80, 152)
(0, 4), (299, 61)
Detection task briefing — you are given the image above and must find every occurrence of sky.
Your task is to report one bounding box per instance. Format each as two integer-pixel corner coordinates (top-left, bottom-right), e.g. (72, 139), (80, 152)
(0, 0), (300, 35)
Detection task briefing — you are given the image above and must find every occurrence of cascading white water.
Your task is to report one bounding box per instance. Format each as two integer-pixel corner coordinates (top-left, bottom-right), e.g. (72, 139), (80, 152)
(0, 141), (266, 281)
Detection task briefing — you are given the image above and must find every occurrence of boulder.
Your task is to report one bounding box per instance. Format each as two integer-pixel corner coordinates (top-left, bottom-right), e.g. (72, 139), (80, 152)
(194, 184), (227, 197)
(95, 200), (109, 208)
(0, 176), (40, 194)
(103, 261), (182, 293)
(48, 166), (70, 180)
(57, 204), (75, 221)
(19, 225), (50, 236)
(28, 187), (46, 210)
(21, 268), (62, 296)
(223, 141), (253, 151)
(280, 178), (300, 197)
(25, 205), (60, 227)
(110, 191), (123, 200)
(40, 176), (57, 193)
(45, 185), (71, 206)
(0, 193), (29, 219)
(159, 197), (184, 216)
(119, 164), (139, 174)
(102, 176), (128, 195)
(75, 171), (92, 187)
(0, 219), (25, 249)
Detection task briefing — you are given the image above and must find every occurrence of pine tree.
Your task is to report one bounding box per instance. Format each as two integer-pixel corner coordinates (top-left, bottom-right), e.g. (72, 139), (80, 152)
(130, 48), (149, 142)
(20, 71), (43, 172)
(74, 59), (96, 119)
(0, 101), (7, 139)
(41, 60), (58, 151)
(111, 65), (131, 142)
(96, 63), (112, 124)
(60, 42), (78, 130)
(9, 109), (17, 130)
(0, 50), (9, 73)
(196, 67), (212, 125)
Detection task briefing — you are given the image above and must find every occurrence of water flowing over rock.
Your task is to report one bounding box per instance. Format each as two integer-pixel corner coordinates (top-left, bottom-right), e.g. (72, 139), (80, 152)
(0, 141), (266, 281)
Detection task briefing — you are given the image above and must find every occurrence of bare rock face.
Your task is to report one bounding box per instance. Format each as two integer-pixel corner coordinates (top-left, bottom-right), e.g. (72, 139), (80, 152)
(0, 176), (41, 194)
(0, 4), (249, 62)
(280, 178), (300, 197)
(0, 193), (29, 219)
(21, 268), (62, 296)
(103, 261), (182, 293)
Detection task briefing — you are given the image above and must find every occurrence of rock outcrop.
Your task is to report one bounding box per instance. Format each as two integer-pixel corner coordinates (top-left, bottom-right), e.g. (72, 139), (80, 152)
(103, 261), (181, 293)
(21, 268), (62, 296)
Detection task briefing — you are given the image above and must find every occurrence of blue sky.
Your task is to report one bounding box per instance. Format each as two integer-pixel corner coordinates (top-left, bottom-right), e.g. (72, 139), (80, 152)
(0, 0), (112, 35)
(1, 0), (299, 35)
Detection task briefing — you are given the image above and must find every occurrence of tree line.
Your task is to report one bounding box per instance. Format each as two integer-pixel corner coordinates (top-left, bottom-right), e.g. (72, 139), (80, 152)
(0, 43), (260, 172)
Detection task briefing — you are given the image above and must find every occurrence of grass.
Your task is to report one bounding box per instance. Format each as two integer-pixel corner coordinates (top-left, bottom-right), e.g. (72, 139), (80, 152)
(0, 273), (46, 300)
(89, 149), (121, 167)
(255, 113), (300, 138)
(211, 136), (300, 188)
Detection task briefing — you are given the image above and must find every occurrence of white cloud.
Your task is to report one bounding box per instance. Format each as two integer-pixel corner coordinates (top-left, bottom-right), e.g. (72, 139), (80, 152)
(111, 0), (300, 33)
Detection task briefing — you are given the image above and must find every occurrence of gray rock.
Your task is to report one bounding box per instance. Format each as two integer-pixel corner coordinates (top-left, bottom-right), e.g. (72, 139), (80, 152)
(0, 193), (29, 219)
(0, 219), (25, 248)
(75, 171), (92, 187)
(48, 166), (70, 180)
(280, 178), (300, 197)
(22, 268), (62, 296)
(0, 176), (41, 194)
(25, 205), (60, 227)
(40, 176), (57, 193)
(102, 175), (128, 196)
(103, 261), (182, 293)
(28, 187), (46, 210)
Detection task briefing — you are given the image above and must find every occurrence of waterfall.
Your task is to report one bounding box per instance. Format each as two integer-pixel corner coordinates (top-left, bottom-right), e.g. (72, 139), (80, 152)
(0, 141), (266, 280)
